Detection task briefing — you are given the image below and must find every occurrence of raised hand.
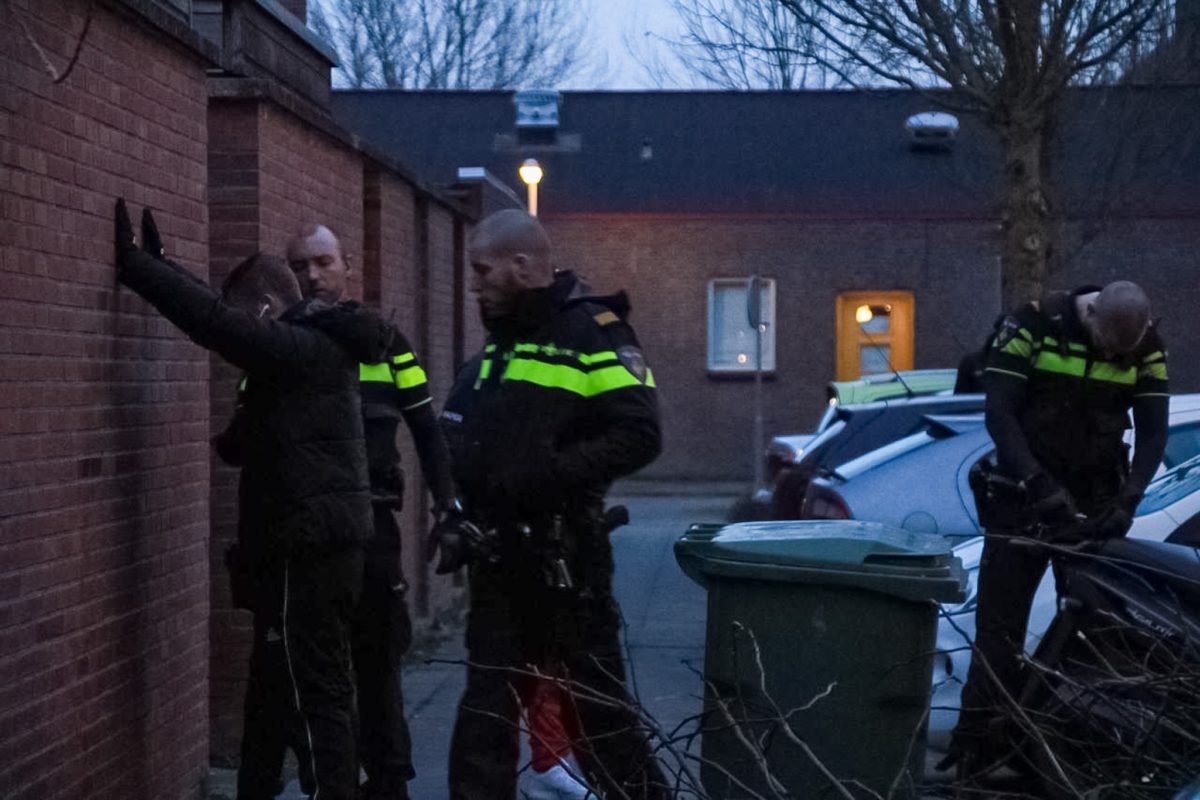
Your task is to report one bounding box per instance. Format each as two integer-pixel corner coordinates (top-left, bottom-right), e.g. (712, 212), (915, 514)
(141, 208), (165, 259)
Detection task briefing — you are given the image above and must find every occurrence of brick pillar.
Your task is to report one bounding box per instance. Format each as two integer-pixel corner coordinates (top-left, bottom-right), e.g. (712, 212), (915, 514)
(206, 97), (262, 766)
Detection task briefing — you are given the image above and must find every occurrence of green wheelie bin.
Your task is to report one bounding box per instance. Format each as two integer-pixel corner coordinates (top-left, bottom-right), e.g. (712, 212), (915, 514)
(675, 520), (967, 799)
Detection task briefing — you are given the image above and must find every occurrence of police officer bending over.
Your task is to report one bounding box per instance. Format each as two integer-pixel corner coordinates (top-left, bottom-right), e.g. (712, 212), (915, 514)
(115, 201), (384, 800)
(432, 210), (670, 800)
(948, 281), (1169, 778)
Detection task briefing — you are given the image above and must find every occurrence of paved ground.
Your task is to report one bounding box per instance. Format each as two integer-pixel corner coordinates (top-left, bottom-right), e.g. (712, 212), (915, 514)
(203, 488), (727, 799)
(402, 489), (721, 799)
(208, 486), (967, 799)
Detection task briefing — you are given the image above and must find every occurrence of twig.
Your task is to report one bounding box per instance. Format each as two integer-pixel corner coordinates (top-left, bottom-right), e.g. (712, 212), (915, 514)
(13, 0), (94, 84)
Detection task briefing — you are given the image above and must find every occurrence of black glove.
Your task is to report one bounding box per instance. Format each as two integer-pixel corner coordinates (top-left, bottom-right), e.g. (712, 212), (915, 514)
(1026, 473), (1078, 525)
(114, 198), (138, 275)
(427, 501), (494, 575)
(141, 208), (165, 259)
(1090, 490), (1140, 540)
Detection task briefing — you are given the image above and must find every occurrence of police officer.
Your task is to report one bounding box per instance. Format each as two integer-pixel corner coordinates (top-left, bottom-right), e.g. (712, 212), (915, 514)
(282, 224), (460, 800)
(948, 281), (1169, 777)
(433, 210), (670, 800)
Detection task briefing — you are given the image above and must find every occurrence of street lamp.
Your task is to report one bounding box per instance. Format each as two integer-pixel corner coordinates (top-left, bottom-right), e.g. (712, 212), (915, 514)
(518, 158), (543, 216)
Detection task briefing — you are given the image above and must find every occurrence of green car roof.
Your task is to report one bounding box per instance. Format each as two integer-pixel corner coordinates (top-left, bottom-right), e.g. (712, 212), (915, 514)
(827, 369), (958, 406)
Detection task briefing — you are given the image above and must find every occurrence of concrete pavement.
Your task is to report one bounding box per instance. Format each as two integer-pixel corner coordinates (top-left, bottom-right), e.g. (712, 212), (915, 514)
(202, 489), (730, 799)
(402, 490), (724, 799)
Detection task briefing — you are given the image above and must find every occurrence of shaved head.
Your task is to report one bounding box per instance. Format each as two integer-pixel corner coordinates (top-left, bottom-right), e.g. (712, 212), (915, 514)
(288, 224), (344, 259)
(467, 210), (554, 320)
(470, 210), (553, 282)
(1083, 280), (1151, 354)
(286, 223), (350, 303)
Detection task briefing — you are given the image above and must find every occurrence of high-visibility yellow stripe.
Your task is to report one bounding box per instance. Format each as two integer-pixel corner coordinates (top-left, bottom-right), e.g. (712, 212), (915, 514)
(502, 357), (648, 396)
(1041, 336), (1088, 353)
(394, 364), (427, 389)
(1139, 362), (1168, 381)
(998, 337), (1033, 359)
(1032, 352), (1136, 385)
(509, 342), (620, 366)
(474, 358), (492, 389)
(578, 350), (618, 365)
(360, 363), (392, 383)
(392, 352), (415, 366)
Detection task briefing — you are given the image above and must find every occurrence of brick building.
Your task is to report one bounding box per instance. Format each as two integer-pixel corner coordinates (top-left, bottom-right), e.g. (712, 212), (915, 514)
(333, 87), (1200, 480)
(2, 0), (490, 795)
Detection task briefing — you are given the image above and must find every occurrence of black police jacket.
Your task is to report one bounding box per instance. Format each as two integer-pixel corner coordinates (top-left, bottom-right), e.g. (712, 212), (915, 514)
(118, 251), (390, 555)
(984, 287), (1169, 503)
(442, 271), (661, 524)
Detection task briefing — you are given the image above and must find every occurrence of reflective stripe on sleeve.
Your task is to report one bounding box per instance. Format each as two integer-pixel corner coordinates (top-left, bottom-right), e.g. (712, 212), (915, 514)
(394, 364), (427, 390)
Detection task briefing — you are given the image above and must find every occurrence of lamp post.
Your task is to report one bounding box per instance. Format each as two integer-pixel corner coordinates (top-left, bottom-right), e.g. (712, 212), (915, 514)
(518, 158), (543, 216)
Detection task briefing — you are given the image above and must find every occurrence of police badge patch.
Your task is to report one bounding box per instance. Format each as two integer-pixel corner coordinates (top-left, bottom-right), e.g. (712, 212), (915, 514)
(994, 316), (1022, 349)
(617, 346), (649, 383)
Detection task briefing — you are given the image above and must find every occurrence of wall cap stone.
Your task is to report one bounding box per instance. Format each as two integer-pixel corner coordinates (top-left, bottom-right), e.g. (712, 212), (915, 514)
(107, 0), (224, 67)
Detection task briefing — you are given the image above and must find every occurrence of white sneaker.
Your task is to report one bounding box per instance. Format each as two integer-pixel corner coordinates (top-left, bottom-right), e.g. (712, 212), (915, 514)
(521, 757), (591, 800)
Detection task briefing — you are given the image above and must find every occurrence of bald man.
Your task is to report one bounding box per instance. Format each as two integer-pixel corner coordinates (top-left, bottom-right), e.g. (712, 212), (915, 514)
(947, 281), (1169, 781)
(435, 210), (669, 799)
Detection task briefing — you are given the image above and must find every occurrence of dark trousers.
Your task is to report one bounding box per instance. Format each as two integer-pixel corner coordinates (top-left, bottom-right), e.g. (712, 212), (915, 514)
(237, 547), (363, 800)
(954, 530), (1053, 748)
(954, 476), (1117, 754)
(448, 564), (670, 800)
(352, 507), (415, 799)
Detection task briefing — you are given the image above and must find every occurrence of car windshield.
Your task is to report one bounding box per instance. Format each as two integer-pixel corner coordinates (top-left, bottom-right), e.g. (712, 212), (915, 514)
(1138, 453), (1200, 515)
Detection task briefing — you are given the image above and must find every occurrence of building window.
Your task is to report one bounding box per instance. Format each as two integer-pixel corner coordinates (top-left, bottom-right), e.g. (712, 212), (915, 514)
(836, 291), (914, 380)
(708, 278), (776, 373)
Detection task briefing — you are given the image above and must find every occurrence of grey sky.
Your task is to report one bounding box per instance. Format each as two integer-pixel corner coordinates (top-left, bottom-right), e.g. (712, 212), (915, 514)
(572, 0), (684, 89)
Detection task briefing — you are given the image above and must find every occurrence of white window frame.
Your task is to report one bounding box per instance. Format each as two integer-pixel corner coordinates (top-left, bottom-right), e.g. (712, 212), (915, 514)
(707, 278), (777, 373)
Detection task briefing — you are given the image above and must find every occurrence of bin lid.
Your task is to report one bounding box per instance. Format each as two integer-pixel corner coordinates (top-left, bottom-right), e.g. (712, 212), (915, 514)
(674, 520), (967, 603)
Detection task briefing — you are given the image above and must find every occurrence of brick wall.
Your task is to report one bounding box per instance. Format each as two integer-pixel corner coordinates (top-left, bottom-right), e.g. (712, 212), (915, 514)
(544, 216), (1000, 480)
(204, 97), (258, 766)
(1, 1), (211, 797)
(363, 168), (432, 615)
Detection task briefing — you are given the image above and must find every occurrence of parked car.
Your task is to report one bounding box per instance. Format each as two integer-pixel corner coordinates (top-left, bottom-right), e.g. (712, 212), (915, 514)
(767, 392), (982, 488)
(734, 393), (985, 525)
(730, 371), (965, 521)
(797, 393), (1200, 535)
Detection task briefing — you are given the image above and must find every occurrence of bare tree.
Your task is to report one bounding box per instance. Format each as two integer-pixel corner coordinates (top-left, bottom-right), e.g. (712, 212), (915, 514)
(668, 0), (1176, 305)
(660, 0), (841, 89)
(310, 0), (590, 90)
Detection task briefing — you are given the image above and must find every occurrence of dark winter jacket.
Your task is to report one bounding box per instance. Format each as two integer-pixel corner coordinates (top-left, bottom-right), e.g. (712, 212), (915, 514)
(442, 271), (661, 525)
(984, 287), (1169, 506)
(118, 251), (390, 555)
